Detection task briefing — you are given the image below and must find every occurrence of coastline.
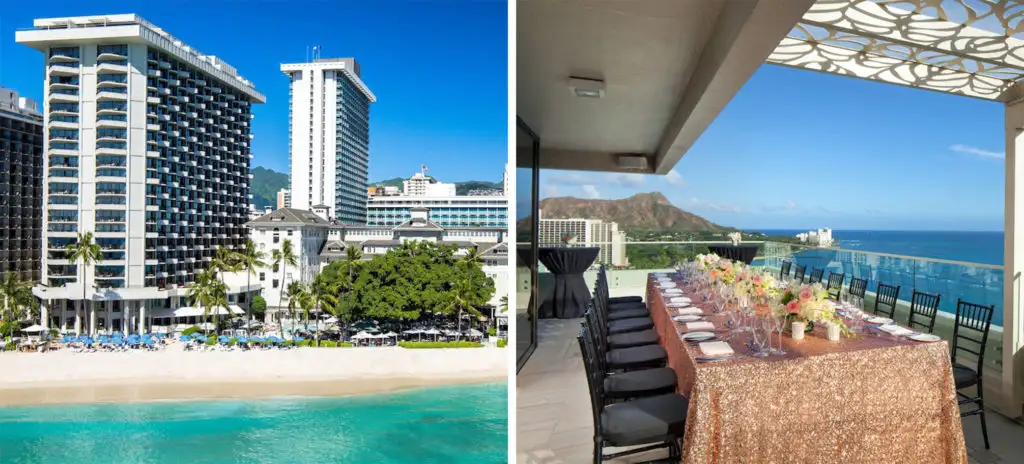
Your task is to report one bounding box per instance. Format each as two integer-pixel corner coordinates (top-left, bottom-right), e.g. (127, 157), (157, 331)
(0, 347), (507, 407)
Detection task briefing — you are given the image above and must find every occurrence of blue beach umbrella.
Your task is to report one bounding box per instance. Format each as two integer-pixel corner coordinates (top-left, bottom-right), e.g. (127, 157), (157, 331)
(294, 336), (305, 342)
(82, 337), (94, 345)
(179, 335), (191, 342)
(218, 336), (230, 343)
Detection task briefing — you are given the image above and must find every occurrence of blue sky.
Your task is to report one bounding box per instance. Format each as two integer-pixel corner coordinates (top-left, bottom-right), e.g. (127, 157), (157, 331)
(530, 65), (1005, 231)
(0, 0), (508, 183)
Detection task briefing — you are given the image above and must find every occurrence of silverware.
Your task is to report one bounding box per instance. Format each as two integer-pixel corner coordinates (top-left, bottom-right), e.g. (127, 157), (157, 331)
(695, 354), (742, 363)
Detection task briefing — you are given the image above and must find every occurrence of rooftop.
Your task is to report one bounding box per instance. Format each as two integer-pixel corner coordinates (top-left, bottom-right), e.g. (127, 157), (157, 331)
(16, 14), (265, 103)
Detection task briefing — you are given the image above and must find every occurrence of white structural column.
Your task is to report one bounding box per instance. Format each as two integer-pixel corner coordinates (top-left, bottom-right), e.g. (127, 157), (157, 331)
(40, 301), (48, 330)
(1003, 100), (1024, 418)
(138, 302), (146, 335)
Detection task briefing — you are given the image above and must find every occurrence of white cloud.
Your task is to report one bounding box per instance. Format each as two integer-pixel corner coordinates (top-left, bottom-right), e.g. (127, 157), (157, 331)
(581, 185), (601, 199)
(607, 173), (646, 188)
(786, 199), (797, 210)
(543, 185), (560, 197)
(951, 144), (1004, 159)
(665, 170), (685, 186)
(546, 172), (592, 185)
(708, 202), (741, 213)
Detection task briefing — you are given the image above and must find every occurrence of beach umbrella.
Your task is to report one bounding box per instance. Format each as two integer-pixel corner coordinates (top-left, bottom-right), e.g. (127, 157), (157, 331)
(465, 329), (483, 338)
(218, 335), (230, 344)
(179, 335), (191, 342)
(82, 337), (94, 345)
(21, 324), (45, 333)
(294, 336), (305, 342)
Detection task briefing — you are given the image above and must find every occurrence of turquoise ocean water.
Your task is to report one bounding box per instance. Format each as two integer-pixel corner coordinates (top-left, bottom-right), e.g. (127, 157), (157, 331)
(0, 383), (507, 464)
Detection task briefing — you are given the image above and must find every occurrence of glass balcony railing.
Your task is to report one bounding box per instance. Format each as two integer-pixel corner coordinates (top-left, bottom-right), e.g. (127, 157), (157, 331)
(522, 240), (1006, 374)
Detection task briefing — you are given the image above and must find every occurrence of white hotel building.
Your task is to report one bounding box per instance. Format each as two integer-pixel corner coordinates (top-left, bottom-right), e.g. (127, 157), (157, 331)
(367, 170), (508, 229)
(17, 15), (265, 335)
(282, 58), (375, 224)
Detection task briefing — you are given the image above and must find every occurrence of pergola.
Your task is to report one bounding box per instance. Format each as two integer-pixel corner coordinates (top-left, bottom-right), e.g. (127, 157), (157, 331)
(518, 0), (1024, 417)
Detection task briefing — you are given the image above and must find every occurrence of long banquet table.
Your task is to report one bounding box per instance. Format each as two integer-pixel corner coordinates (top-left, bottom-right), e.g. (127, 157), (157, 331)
(646, 273), (967, 463)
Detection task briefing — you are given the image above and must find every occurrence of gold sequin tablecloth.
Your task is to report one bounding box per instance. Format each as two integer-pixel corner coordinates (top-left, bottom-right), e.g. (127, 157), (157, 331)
(646, 275), (967, 464)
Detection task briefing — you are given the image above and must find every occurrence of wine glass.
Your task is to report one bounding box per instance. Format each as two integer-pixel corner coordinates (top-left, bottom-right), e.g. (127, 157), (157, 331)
(750, 317), (770, 357)
(771, 312), (787, 355)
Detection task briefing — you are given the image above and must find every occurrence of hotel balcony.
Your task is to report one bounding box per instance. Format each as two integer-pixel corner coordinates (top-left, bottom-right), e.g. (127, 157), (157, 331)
(48, 64), (79, 76)
(516, 1), (1024, 462)
(96, 62), (128, 74)
(48, 92), (79, 103)
(96, 119), (128, 129)
(96, 90), (128, 101)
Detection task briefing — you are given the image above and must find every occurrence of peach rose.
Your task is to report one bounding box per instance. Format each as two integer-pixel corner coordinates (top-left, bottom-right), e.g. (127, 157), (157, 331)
(755, 287), (765, 296)
(787, 300), (800, 314)
(799, 289), (812, 301)
(753, 276), (762, 285)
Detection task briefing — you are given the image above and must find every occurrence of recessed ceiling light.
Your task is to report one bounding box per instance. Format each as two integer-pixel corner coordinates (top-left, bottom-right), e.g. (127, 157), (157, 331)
(568, 76), (605, 99)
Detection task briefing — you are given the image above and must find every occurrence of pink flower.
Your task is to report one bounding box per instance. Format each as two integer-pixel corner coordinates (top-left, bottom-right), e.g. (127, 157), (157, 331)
(755, 287), (765, 296)
(799, 289), (812, 301)
(753, 276), (762, 285)
(786, 300), (800, 314)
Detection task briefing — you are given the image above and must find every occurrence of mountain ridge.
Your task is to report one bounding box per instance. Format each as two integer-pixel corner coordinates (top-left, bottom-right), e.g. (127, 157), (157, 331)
(524, 192), (727, 232)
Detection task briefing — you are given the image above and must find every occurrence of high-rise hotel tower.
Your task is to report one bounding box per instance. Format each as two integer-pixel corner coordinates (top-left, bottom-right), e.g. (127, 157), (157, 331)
(281, 58), (375, 223)
(17, 15), (265, 334)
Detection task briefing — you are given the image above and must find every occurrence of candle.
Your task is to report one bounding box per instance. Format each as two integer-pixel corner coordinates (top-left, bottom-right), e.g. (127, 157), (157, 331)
(826, 322), (841, 341)
(791, 321), (805, 340)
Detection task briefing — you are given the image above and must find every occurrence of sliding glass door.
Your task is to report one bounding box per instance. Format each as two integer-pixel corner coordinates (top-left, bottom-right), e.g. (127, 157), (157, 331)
(516, 117), (539, 371)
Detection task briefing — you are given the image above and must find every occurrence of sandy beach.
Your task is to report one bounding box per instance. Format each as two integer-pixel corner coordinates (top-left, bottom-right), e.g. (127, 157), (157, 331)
(0, 347), (508, 406)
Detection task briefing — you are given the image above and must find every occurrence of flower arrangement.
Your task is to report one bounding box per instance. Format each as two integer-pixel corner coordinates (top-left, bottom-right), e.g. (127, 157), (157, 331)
(561, 233), (577, 245)
(727, 232), (742, 245)
(775, 283), (850, 335)
(735, 268), (777, 299)
(695, 253), (721, 270)
(708, 259), (744, 285)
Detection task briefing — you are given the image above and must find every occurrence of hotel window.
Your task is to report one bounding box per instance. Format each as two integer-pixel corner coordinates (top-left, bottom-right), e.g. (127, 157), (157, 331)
(259, 273), (265, 281)
(272, 279), (279, 289)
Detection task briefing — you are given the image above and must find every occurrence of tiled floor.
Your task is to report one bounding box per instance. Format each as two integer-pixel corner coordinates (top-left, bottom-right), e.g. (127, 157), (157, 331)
(516, 318), (1024, 464)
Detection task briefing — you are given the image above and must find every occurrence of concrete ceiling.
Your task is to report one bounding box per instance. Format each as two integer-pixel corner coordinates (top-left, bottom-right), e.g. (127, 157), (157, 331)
(517, 0), (817, 174)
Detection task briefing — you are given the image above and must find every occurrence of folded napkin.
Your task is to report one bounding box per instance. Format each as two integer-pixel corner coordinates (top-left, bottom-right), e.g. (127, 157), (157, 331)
(677, 307), (703, 315)
(699, 341), (734, 357)
(656, 277), (672, 282)
(669, 296), (691, 304)
(685, 321), (715, 332)
(878, 324), (913, 336)
(659, 282), (678, 288)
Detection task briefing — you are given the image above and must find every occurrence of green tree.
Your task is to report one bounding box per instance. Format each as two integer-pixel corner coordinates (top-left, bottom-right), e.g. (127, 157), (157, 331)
(285, 281), (307, 337)
(236, 239), (266, 329)
(307, 273), (338, 346)
(271, 239), (298, 337)
(0, 273), (33, 340)
(186, 268), (228, 335)
(65, 232), (102, 335)
(251, 295), (267, 321)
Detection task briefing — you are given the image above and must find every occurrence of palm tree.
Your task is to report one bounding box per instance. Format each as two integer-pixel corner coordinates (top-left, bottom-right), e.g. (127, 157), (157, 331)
(496, 295), (508, 338)
(285, 281), (306, 338)
(65, 232), (102, 335)
(235, 239), (266, 331)
(457, 248), (485, 341)
(0, 273), (33, 340)
(186, 268), (228, 335)
(339, 246), (363, 337)
(439, 279), (482, 342)
(308, 274), (338, 346)
(272, 240), (298, 337)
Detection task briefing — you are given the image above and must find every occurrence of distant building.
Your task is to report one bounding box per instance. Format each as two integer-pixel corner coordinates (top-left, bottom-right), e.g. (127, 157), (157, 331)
(366, 194), (507, 229)
(367, 185), (399, 197)
(276, 188), (290, 209)
(503, 162), (509, 197)
(0, 86), (43, 283)
(283, 58), (375, 223)
(537, 211), (629, 267)
(403, 170), (456, 196)
(796, 228), (834, 247)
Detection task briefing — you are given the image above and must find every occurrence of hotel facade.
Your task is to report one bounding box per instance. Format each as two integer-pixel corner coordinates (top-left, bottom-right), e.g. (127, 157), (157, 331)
(17, 14), (265, 335)
(0, 87), (44, 282)
(367, 170), (508, 229)
(282, 58), (375, 223)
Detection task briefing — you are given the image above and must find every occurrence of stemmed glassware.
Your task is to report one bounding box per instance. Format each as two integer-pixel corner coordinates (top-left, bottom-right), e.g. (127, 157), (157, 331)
(749, 316), (770, 357)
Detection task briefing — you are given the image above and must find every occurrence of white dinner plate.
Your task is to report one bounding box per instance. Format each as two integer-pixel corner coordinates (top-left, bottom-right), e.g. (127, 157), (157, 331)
(866, 317), (893, 325)
(653, 273), (668, 277)
(662, 289), (683, 295)
(659, 282), (677, 289)
(908, 333), (941, 342)
(673, 315), (702, 322)
(656, 277), (673, 282)
(682, 331), (715, 341)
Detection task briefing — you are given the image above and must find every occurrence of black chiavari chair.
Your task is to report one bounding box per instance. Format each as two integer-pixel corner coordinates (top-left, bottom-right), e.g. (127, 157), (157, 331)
(780, 261), (792, 281)
(825, 271), (845, 300)
(951, 299), (995, 450)
(808, 267), (824, 284)
(907, 290), (941, 334)
(578, 325), (687, 463)
(793, 264), (807, 284)
(872, 283), (900, 318)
